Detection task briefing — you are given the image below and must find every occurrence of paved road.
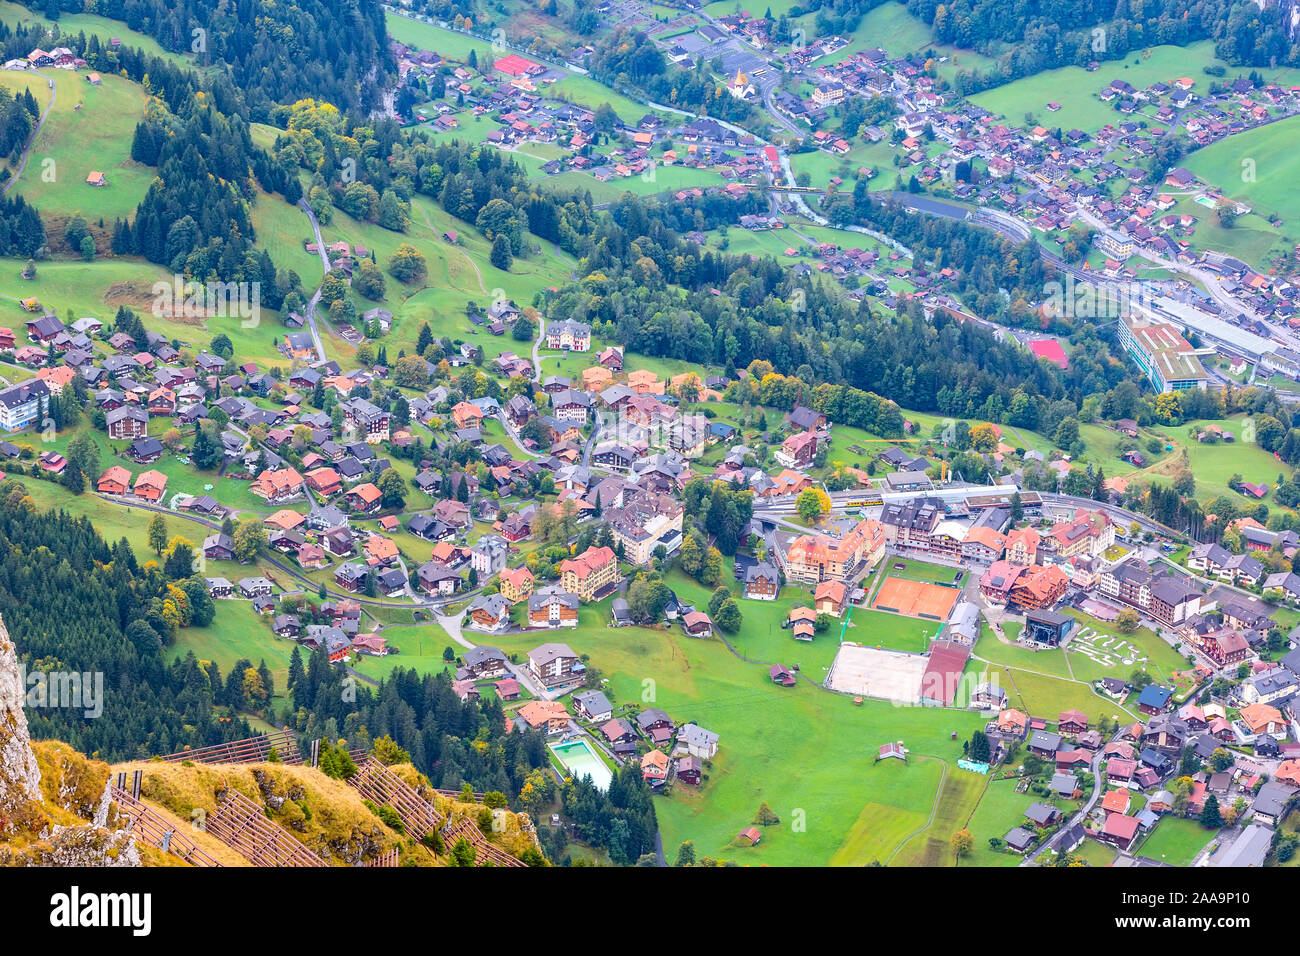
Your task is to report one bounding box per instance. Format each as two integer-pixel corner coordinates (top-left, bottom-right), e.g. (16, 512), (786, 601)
(530, 315), (546, 383)
(1, 72), (54, 196)
(297, 199), (332, 363)
(1023, 734), (1111, 865)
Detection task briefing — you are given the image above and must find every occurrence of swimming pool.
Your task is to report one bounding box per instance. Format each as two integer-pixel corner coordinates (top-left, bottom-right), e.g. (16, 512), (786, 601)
(550, 738), (613, 792)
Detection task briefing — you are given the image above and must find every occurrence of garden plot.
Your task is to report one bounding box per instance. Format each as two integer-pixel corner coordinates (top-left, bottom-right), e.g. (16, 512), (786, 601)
(1066, 627), (1147, 669)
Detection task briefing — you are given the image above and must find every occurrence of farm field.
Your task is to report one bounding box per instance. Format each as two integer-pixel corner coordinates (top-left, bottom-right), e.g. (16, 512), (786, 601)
(1183, 115), (1300, 246)
(972, 43), (1233, 135)
(889, 763), (986, 866)
(383, 14), (499, 66)
(476, 585), (985, 864)
(549, 75), (666, 126)
(1, 70), (153, 237)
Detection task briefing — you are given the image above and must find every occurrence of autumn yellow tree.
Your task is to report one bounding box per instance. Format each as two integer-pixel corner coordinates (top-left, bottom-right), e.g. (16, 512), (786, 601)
(969, 422), (1000, 452)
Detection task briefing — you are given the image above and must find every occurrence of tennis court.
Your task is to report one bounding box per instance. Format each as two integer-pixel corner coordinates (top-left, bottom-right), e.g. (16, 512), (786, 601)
(872, 576), (960, 621)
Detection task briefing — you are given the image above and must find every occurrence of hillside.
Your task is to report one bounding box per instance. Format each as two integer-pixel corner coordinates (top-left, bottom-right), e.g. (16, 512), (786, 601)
(0, 612), (540, 868)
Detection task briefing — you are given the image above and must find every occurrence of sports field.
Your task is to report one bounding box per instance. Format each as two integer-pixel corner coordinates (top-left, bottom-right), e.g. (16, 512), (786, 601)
(872, 576), (959, 620)
(825, 643), (927, 702)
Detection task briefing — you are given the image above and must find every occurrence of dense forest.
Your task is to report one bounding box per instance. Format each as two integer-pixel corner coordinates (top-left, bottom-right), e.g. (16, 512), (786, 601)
(289, 646), (660, 864)
(0, 192), (45, 259)
(119, 98), (295, 303)
(0, 485), (656, 864)
(19, 0), (395, 116)
(0, 483), (260, 759)
(897, 0), (1268, 93)
(527, 185), (1088, 423)
(0, 83), (37, 163)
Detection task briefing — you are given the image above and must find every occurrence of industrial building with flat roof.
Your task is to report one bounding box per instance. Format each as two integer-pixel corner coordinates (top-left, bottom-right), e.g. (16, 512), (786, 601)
(1119, 313), (1208, 393)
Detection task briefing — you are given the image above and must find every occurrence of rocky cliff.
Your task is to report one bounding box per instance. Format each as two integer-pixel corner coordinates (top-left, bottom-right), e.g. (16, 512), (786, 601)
(0, 614), (141, 866)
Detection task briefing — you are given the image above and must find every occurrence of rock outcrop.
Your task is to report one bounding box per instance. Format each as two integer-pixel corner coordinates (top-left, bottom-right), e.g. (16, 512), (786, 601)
(0, 614), (141, 866)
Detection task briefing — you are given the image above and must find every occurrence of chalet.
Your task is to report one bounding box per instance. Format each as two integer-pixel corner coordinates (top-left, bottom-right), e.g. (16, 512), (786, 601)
(643, 750), (671, 786)
(132, 470), (167, 503)
(251, 467), (305, 503)
(106, 405), (149, 440)
(1137, 684), (1173, 715)
(527, 585), (580, 629)
(743, 562), (780, 600)
(96, 465), (131, 496)
(572, 690), (613, 723)
(272, 615), (301, 638)
(466, 594), (513, 633)
(416, 563), (459, 596)
(202, 534), (235, 562)
(1099, 813), (1141, 851)
(676, 755), (702, 785)
(460, 645), (510, 680)
(1058, 710), (1088, 735)
(528, 642), (582, 688)
(346, 482), (382, 514)
(205, 577), (234, 599)
(681, 610), (714, 639)
(123, 437), (164, 466)
(677, 723), (719, 759)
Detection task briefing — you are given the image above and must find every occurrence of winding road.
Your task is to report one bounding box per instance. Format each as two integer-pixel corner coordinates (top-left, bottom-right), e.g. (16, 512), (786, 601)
(297, 199), (332, 363)
(1, 71), (54, 197)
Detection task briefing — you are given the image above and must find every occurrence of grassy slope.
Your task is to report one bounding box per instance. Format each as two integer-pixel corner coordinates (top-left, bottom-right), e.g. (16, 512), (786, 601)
(2, 70), (153, 234)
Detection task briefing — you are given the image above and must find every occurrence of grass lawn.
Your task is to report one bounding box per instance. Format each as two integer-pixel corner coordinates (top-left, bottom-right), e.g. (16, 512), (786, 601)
(891, 762), (987, 866)
(1137, 815), (1218, 866)
(3, 71), (153, 240)
(847, 607), (944, 653)
(347, 623), (457, 682)
(1073, 838), (1118, 866)
(166, 599), (297, 698)
(981, 661), (1138, 725)
(974, 624), (1076, 680)
(961, 774), (1076, 866)
(972, 43), (1232, 135)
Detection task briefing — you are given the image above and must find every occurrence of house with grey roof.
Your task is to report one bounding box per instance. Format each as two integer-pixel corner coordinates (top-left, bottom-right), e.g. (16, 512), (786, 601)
(572, 690), (613, 723)
(676, 723), (719, 759)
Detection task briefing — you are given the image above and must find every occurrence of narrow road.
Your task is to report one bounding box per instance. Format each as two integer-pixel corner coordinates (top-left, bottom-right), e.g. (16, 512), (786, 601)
(296, 199), (332, 363)
(884, 756), (948, 865)
(1022, 737), (1110, 865)
(530, 315), (546, 382)
(1, 72), (55, 196)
